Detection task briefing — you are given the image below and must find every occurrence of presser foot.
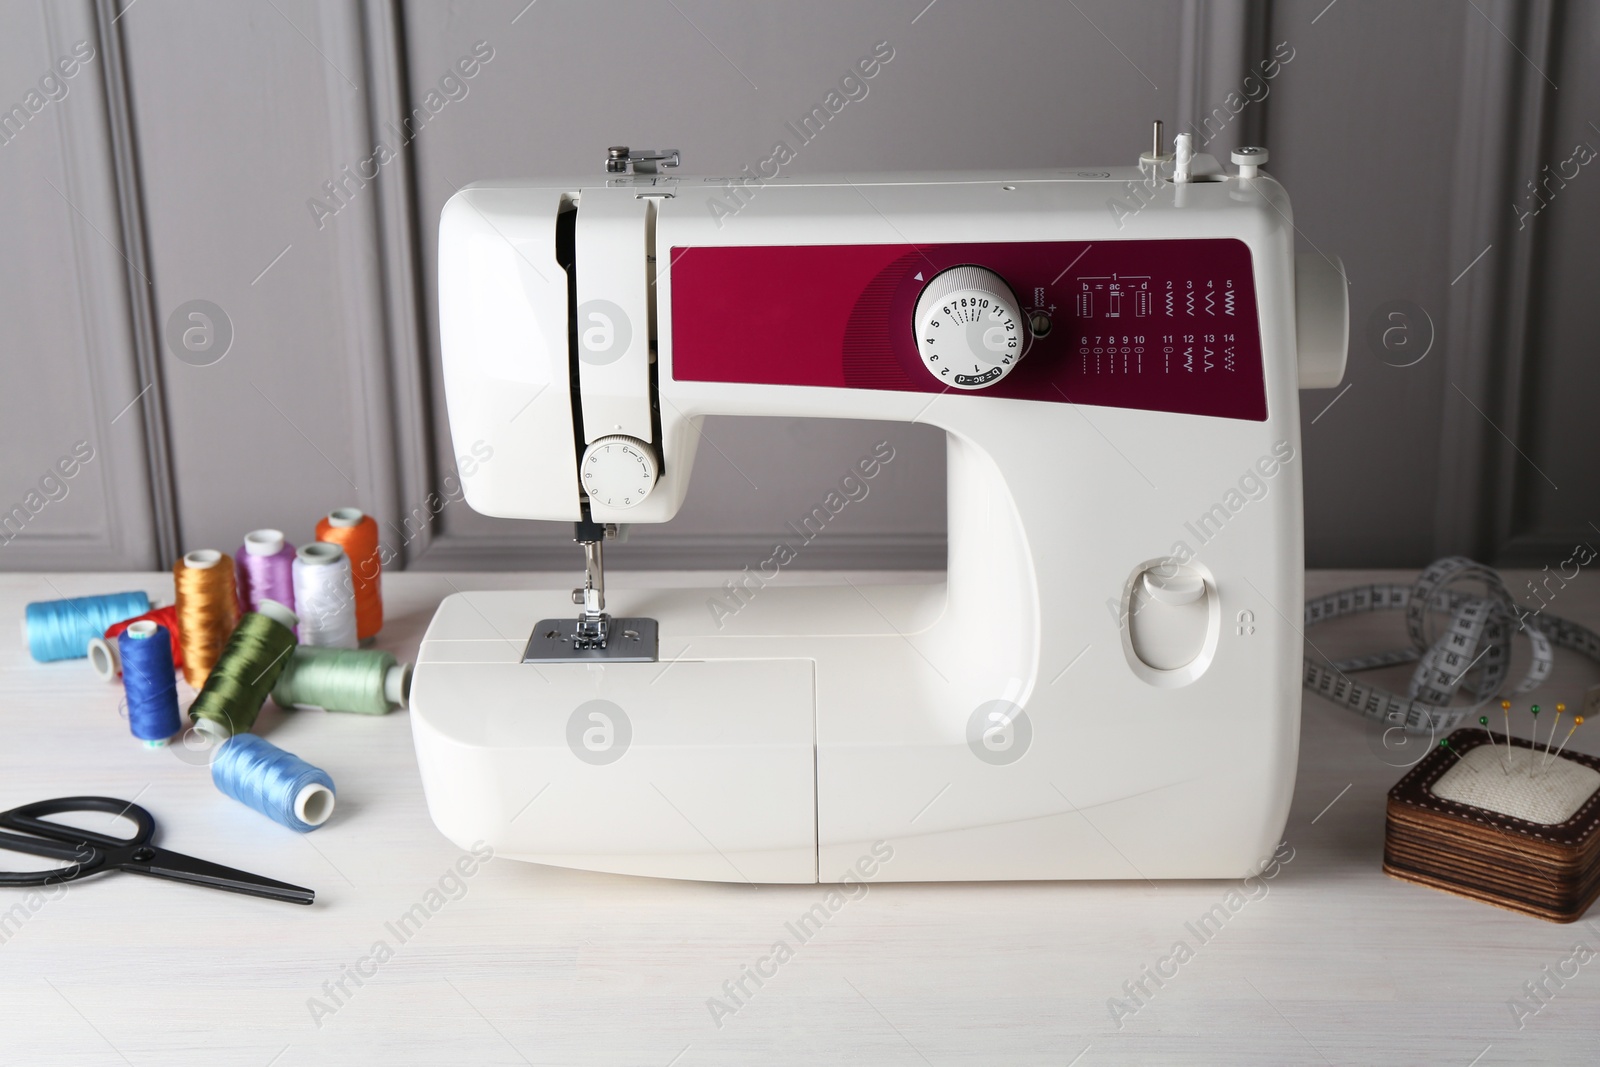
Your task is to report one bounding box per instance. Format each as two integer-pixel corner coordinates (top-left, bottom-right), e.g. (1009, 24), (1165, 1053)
(522, 616), (659, 663)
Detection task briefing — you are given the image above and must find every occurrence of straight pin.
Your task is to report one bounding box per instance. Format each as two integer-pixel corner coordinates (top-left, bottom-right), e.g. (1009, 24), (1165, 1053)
(1544, 715), (1585, 775)
(1541, 702), (1566, 770)
(1523, 704), (1542, 776)
(1479, 715), (1510, 776)
(1499, 699), (1514, 773)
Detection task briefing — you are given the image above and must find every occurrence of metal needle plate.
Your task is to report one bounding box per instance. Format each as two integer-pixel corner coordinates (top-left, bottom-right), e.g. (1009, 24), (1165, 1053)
(522, 617), (659, 663)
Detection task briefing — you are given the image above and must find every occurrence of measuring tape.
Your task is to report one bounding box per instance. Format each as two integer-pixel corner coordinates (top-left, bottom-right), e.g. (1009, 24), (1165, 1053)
(1303, 556), (1597, 735)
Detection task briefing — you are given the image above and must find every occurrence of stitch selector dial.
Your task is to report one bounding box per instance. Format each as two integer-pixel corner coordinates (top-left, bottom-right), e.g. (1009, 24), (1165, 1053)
(580, 435), (657, 509)
(913, 266), (1026, 390)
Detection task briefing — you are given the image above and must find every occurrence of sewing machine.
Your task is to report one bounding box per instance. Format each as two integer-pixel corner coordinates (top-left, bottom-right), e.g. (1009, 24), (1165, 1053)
(410, 127), (1348, 883)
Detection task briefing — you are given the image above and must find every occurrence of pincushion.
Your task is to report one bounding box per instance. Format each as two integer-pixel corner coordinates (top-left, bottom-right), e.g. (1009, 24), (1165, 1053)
(1385, 729), (1600, 922)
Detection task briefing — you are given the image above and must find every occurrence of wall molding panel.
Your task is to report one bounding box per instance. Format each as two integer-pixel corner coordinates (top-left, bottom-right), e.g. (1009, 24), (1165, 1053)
(1432, 0), (1559, 565)
(90, 0), (176, 568)
(312, 1), (412, 569)
(357, 0), (437, 569)
(1177, 0), (1270, 158)
(0, 0), (162, 570)
(3, 1), (1593, 574)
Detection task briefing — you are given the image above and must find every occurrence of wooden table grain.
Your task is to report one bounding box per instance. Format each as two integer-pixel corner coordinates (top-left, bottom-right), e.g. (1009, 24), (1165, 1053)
(2, 569), (1598, 1067)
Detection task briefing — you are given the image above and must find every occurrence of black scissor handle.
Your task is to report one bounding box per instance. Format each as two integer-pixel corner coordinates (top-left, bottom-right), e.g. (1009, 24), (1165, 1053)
(0, 796), (152, 882)
(0, 829), (93, 885)
(0, 796), (155, 851)
(0, 796), (149, 886)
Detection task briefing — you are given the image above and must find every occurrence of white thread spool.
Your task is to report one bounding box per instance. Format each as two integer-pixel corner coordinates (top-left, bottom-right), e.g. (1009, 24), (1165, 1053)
(297, 782), (336, 827)
(292, 542), (357, 649)
(244, 528), (286, 556)
(192, 717), (229, 745)
(88, 634), (121, 683)
(386, 661), (413, 710)
(256, 597), (300, 632)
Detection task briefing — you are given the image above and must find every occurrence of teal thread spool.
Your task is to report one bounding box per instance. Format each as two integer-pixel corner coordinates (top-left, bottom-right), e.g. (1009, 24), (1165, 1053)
(271, 646), (411, 715)
(188, 600), (299, 741)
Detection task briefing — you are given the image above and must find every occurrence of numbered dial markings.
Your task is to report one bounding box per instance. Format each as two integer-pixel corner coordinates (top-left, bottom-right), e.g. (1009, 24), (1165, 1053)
(913, 266), (1026, 390)
(580, 435), (658, 509)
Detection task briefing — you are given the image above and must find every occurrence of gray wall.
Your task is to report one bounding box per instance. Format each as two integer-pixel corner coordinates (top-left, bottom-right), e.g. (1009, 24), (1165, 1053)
(0, 0), (1593, 572)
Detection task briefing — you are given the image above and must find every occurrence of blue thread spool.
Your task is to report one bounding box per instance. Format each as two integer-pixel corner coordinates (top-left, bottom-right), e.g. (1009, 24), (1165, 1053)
(119, 621), (181, 748)
(24, 591), (150, 662)
(211, 734), (336, 833)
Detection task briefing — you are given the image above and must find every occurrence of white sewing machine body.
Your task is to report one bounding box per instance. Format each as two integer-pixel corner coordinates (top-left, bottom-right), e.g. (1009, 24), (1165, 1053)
(411, 145), (1348, 883)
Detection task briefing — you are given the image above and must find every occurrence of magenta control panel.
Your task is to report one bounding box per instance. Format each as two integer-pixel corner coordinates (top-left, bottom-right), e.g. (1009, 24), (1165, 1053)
(668, 238), (1268, 421)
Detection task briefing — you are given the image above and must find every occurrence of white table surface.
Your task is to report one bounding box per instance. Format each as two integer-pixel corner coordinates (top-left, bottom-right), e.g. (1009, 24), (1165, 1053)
(3, 568), (1599, 1067)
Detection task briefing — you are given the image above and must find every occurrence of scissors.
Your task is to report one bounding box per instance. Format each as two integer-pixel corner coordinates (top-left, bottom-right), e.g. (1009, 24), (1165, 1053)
(0, 797), (314, 905)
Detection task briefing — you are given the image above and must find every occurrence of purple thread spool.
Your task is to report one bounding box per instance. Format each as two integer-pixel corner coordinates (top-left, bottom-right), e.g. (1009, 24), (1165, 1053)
(237, 529), (296, 629)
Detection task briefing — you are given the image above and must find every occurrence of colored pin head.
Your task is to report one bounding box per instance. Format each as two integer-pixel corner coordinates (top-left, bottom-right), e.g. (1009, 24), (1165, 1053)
(1480, 716), (1489, 726)
(1532, 704), (1541, 718)
(1540, 703), (1570, 761)
(1502, 699), (1512, 711)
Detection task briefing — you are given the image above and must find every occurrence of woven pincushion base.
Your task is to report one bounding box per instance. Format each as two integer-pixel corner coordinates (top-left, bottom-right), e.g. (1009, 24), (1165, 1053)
(1384, 729), (1600, 923)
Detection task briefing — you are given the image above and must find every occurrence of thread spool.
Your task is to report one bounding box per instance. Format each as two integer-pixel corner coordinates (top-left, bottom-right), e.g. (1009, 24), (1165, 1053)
(272, 647), (411, 714)
(175, 550), (241, 688)
(293, 542), (358, 649)
(316, 508), (383, 641)
(89, 605), (183, 683)
(188, 601), (299, 742)
(236, 529), (296, 620)
(23, 591), (149, 663)
(211, 733), (336, 833)
(119, 621), (182, 747)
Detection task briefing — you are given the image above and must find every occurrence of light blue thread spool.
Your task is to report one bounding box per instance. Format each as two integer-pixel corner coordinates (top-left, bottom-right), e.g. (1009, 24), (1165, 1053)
(211, 734), (336, 833)
(24, 591), (150, 662)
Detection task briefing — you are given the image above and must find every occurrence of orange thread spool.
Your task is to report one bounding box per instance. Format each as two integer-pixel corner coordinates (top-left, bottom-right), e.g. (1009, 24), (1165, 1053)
(316, 507), (382, 640)
(174, 549), (241, 688)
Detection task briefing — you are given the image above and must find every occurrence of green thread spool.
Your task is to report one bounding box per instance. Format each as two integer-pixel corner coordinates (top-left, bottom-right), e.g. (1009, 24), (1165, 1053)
(189, 601), (299, 740)
(271, 646), (410, 715)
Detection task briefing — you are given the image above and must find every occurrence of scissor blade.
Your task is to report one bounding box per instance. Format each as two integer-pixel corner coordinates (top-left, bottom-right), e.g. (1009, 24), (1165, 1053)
(127, 848), (315, 905)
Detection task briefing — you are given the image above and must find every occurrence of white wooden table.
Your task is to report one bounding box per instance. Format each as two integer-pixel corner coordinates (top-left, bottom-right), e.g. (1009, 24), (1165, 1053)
(2, 569), (1598, 1067)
